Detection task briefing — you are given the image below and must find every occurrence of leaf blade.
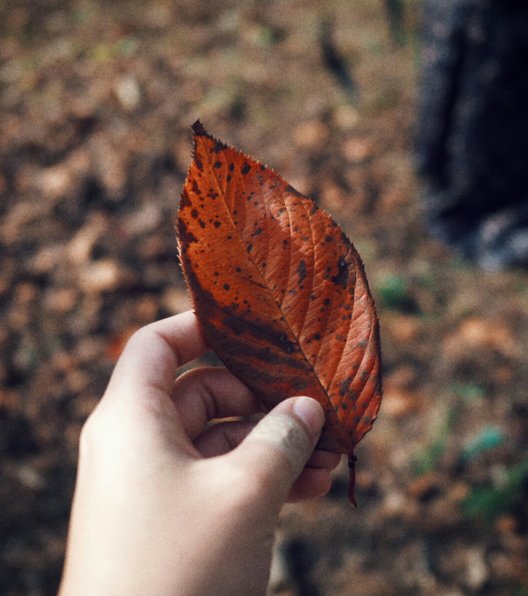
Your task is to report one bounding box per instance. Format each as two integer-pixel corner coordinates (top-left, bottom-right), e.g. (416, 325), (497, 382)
(177, 122), (382, 502)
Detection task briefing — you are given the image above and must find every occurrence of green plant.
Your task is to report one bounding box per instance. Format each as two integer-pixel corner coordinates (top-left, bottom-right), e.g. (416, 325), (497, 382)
(377, 274), (415, 312)
(463, 459), (528, 521)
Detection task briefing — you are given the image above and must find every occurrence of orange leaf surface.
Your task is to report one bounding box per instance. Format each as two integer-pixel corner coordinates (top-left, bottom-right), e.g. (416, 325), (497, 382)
(177, 121), (382, 505)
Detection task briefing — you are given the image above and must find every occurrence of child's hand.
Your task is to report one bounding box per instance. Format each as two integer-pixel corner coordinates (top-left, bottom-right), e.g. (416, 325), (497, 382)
(59, 311), (339, 596)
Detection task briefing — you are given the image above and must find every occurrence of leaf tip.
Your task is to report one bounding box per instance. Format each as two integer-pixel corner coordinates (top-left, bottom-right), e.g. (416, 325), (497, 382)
(192, 119), (208, 136)
(191, 120), (228, 157)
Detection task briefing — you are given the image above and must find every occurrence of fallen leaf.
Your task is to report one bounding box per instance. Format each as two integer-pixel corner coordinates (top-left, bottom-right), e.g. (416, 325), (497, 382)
(177, 121), (382, 505)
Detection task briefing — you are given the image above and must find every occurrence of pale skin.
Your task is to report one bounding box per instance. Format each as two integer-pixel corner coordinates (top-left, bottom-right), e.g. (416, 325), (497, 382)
(59, 311), (340, 596)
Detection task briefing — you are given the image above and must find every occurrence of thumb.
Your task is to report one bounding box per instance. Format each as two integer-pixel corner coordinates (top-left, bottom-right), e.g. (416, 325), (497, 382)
(232, 397), (325, 506)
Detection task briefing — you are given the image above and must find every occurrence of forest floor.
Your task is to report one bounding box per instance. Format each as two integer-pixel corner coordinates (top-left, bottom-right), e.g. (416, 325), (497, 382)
(1, 1), (527, 595)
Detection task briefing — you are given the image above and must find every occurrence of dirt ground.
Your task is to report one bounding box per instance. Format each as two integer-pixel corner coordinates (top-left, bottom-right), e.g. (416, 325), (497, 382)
(1, 1), (527, 594)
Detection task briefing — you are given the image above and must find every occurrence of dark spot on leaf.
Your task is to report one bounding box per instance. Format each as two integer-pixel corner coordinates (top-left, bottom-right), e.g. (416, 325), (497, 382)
(177, 219), (197, 244)
(332, 256), (349, 288)
(214, 141), (226, 153)
(279, 334), (297, 354)
(213, 221), (221, 228)
(223, 284), (230, 291)
(292, 378), (308, 392)
(180, 189), (191, 208)
(339, 378), (351, 397)
(191, 208), (199, 219)
(297, 259), (307, 282)
(222, 317), (305, 365)
(229, 163), (235, 171)
(191, 180), (201, 195)
(213, 161), (222, 168)
(242, 163), (251, 174)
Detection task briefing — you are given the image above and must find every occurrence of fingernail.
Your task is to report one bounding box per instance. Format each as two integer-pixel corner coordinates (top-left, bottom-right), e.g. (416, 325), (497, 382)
(293, 397), (325, 438)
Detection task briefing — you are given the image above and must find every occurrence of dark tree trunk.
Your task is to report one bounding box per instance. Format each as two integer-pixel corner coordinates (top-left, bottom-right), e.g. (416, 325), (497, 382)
(416, 0), (528, 269)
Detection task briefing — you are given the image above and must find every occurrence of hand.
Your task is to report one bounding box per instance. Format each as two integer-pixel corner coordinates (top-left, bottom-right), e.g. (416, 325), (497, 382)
(59, 311), (340, 596)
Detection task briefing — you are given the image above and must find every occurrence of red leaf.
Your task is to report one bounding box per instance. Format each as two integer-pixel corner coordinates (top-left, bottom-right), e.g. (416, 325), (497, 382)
(177, 121), (382, 505)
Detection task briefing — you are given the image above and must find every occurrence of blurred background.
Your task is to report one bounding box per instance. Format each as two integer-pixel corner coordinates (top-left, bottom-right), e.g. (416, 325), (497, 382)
(1, 1), (527, 594)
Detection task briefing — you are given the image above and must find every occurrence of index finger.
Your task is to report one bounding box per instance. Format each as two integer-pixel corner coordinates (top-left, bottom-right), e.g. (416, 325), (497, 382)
(106, 310), (208, 399)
